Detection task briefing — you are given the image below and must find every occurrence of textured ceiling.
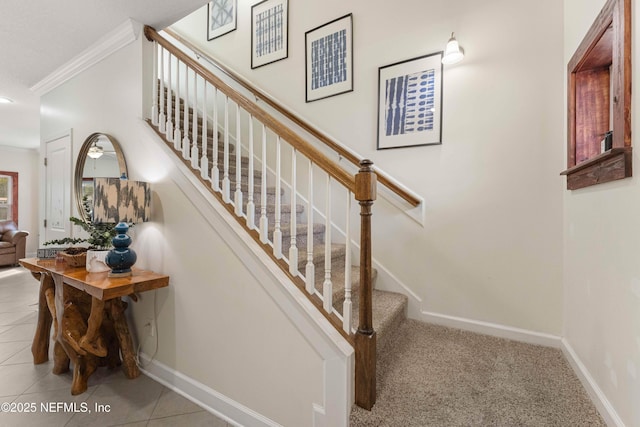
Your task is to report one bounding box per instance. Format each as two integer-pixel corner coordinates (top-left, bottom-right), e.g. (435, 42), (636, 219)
(0, 0), (207, 149)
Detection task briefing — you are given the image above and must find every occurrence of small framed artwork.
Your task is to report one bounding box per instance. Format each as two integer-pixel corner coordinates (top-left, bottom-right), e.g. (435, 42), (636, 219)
(377, 52), (443, 150)
(251, 0), (289, 69)
(305, 14), (353, 103)
(208, 0), (237, 41)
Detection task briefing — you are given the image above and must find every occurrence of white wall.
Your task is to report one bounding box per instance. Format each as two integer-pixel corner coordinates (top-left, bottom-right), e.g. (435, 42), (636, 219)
(172, 0), (565, 335)
(39, 35), (327, 427)
(564, 1), (640, 425)
(0, 145), (39, 256)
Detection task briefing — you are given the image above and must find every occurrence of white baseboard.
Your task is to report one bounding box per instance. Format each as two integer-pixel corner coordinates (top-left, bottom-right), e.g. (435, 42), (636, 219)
(138, 353), (281, 427)
(561, 340), (625, 427)
(419, 310), (562, 348)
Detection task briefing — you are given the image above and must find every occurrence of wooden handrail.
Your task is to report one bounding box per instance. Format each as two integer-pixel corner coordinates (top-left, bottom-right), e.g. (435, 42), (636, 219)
(145, 26), (355, 193)
(160, 27), (420, 208)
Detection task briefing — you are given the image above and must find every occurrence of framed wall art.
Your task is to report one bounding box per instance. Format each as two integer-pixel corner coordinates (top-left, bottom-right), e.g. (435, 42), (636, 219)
(305, 14), (353, 102)
(377, 52), (443, 150)
(251, 0), (289, 69)
(208, 0), (237, 41)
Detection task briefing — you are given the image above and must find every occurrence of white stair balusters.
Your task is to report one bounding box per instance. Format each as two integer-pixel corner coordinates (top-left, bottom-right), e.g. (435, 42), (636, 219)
(259, 125), (269, 243)
(289, 149), (298, 275)
(305, 161), (315, 294)
(181, 67), (191, 157)
(173, 59), (181, 150)
(199, 80), (208, 177)
(222, 95), (231, 203)
(273, 137), (283, 259)
(246, 117), (255, 229)
(158, 47), (166, 133)
(165, 52), (173, 142)
(211, 86), (220, 191)
(343, 194), (352, 333)
(151, 41), (159, 126)
(189, 73), (199, 169)
(234, 105), (243, 216)
(323, 176), (333, 313)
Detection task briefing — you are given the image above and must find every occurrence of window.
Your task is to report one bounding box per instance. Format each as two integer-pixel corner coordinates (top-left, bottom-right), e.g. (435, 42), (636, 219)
(562, 0), (631, 190)
(0, 171), (18, 225)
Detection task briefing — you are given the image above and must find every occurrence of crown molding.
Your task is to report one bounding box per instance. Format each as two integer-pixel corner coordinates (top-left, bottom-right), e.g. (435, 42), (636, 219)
(30, 19), (142, 96)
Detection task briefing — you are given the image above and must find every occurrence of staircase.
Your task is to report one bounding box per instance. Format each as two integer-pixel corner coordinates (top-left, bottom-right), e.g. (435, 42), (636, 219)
(149, 90), (408, 353)
(144, 26), (411, 412)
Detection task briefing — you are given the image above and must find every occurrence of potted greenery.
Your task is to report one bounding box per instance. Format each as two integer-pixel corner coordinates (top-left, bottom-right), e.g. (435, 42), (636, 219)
(43, 197), (117, 270)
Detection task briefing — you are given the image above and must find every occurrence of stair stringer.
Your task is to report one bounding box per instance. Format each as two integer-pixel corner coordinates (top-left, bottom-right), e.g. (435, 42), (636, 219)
(142, 122), (354, 427)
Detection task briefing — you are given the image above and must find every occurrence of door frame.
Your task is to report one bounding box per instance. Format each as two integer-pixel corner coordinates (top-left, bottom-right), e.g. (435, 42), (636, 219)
(40, 129), (73, 246)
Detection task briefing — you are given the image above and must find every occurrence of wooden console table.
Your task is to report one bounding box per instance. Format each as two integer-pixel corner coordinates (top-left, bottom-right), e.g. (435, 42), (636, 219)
(19, 258), (169, 395)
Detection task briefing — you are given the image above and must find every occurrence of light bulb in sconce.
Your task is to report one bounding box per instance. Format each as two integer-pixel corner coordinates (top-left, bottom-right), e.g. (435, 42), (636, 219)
(442, 32), (464, 65)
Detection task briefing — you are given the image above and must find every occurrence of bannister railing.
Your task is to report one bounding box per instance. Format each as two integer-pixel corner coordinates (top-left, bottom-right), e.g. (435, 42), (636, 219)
(163, 27), (420, 208)
(144, 26), (377, 409)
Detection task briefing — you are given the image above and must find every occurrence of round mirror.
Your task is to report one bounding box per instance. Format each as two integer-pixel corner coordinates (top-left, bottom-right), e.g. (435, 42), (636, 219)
(74, 133), (127, 222)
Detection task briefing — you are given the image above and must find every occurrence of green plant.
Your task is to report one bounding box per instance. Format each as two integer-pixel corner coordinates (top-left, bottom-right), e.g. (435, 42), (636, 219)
(43, 196), (117, 250)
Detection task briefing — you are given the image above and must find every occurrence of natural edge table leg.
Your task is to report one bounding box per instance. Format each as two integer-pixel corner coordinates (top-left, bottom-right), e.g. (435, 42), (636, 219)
(109, 298), (141, 379)
(52, 274), (96, 395)
(79, 297), (107, 357)
(31, 272), (53, 364)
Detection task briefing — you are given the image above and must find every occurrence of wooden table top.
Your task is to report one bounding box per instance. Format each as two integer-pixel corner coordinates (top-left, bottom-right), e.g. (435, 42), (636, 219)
(19, 258), (169, 300)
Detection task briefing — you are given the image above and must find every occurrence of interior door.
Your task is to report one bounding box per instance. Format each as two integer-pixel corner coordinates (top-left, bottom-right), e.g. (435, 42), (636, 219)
(44, 132), (72, 244)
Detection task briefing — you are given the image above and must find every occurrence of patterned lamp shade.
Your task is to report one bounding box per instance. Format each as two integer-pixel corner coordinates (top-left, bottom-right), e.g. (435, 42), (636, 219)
(92, 178), (150, 224)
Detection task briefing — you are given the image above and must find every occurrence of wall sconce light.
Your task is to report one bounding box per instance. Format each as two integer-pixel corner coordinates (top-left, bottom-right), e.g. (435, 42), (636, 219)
(442, 32), (464, 65)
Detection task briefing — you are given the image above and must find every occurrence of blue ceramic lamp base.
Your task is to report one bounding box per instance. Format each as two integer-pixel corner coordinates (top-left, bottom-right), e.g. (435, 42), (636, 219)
(105, 222), (137, 277)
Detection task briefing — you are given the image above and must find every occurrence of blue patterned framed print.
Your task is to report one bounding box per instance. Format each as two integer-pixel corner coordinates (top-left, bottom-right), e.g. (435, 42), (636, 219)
(377, 52), (443, 149)
(251, 0), (288, 69)
(305, 14), (353, 103)
(208, 0), (237, 41)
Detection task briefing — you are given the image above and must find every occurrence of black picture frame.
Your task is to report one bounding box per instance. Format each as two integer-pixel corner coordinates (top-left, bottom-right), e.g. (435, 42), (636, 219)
(251, 0), (289, 69)
(304, 14), (354, 103)
(377, 52), (443, 150)
(207, 0), (237, 41)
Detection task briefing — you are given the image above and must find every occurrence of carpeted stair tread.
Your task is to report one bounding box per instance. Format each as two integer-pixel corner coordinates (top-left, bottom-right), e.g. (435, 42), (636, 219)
(352, 289), (407, 354)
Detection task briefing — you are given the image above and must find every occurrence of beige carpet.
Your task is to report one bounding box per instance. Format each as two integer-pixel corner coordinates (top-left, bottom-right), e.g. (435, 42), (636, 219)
(350, 320), (605, 427)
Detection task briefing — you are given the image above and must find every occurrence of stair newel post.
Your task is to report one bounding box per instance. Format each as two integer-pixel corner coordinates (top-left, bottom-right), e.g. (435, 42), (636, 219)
(189, 73), (199, 169)
(259, 124), (269, 243)
(222, 95), (231, 203)
(173, 59), (181, 150)
(211, 86), (220, 191)
(343, 193), (352, 333)
(246, 116), (255, 229)
(323, 175), (333, 313)
(158, 46), (166, 133)
(234, 105), (243, 216)
(181, 66), (190, 157)
(305, 160), (315, 294)
(354, 159), (377, 410)
(165, 52), (173, 142)
(198, 80), (208, 176)
(151, 41), (159, 126)
(273, 136), (283, 259)
(289, 148), (298, 275)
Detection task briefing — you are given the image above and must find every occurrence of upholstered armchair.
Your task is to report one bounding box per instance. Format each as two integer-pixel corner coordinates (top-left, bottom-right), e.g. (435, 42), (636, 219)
(0, 220), (29, 267)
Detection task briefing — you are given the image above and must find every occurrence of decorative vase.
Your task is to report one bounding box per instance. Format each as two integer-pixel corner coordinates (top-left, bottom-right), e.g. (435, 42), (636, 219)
(86, 250), (110, 273)
(105, 222), (137, 277)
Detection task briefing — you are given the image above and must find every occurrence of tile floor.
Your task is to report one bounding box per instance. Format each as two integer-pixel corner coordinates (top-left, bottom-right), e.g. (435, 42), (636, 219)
(0, 266), (231, 427)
